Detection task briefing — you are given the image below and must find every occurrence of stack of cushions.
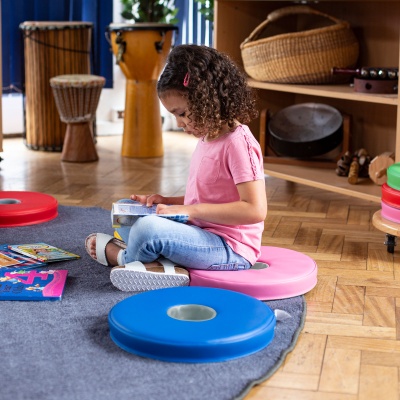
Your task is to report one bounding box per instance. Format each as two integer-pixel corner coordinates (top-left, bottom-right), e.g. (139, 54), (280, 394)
(381, 163), (400, 223)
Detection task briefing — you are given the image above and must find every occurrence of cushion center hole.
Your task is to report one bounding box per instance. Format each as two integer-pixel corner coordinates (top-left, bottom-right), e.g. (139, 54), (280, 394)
(251, 262), (269, 270)
(0, 198), (21, 205)
(167, 304), (217, 322)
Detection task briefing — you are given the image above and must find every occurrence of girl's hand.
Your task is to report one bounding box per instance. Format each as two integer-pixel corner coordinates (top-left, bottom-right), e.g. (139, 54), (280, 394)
(130, 194), (165, 207)
(155, 180), (267, 226)
(156, 204), (190, 219)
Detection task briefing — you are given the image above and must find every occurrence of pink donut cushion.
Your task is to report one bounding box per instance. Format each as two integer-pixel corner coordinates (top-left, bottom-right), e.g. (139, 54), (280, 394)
(188, 246), (317, 300)
(381, 201), (400, 223)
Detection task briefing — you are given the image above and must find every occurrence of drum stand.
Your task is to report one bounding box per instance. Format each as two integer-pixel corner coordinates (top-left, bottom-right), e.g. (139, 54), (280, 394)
(122, 79), (163, 158)
(61, 121), (98, 163)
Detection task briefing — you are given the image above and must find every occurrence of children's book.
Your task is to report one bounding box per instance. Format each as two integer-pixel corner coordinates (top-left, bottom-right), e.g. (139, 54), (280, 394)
(0, 269), (68, 301)
(0, 251), (22, 268)
(112, 202), (189, 228)
(8, 243), (80, 263)
(0, 244), (47, 269)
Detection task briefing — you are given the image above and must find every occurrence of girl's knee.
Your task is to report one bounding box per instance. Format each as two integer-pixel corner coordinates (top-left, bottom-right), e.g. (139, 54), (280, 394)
(131, 216), (181, 246)
(135, 215), (158, 227)
(131, 216), (163, 239)
(126, 216), (169, 260)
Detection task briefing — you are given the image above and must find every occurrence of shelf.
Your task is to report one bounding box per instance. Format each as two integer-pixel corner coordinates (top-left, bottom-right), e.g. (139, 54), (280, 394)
(216, 0), (399, 203)
(373, 210), (400, 237)
(264, 162), (381, 203)
(248, 79), (398, 106)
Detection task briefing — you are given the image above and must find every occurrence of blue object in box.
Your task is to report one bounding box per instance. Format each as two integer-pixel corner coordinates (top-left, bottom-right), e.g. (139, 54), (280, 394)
(108, 286), (276, 363)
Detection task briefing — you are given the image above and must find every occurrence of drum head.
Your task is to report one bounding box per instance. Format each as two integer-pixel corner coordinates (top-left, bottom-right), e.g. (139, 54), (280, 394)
(50, 74), (105, 88)
(20, 21), (93, 30)
(268, 103), (343, 158)
(107, 22), (178, 32)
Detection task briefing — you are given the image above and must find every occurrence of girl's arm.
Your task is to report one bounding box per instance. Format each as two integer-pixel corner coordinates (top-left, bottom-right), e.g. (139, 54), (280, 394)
(131, 194), (185, 207)
(157, 179), (267, 225)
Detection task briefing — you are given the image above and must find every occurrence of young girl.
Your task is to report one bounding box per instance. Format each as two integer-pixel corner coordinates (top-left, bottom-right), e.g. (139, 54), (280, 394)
(86, 44), (267, 292)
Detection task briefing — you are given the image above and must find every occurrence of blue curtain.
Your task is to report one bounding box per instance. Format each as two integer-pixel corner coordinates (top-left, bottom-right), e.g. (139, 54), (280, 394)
(175, 0), (213, 47)
(1, 0), (113, 92)
(2, 0), (212, 94)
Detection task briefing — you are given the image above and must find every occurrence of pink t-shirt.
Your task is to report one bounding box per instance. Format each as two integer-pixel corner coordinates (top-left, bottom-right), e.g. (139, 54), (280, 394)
(184, 124), (265, 265)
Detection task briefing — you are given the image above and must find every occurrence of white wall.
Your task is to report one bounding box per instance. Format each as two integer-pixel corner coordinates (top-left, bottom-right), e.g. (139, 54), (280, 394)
(95, 0), (125, 135)
(2, 94), (24, 134)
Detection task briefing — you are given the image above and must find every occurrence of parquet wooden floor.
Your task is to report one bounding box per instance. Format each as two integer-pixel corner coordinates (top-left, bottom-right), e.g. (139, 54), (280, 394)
(1, 132), (397, 399)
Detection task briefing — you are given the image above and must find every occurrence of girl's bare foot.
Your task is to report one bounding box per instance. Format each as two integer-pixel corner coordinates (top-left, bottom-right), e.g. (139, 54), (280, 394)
(85, 233), (126, 267)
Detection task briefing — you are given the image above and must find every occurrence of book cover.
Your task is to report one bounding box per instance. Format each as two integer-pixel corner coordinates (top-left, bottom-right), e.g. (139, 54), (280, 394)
(112, 202), (189, 228)
(0, 251), (22, 268)
(8, 243), (80, 263)
(0, 269), (68, 301)
(0, 244), (47, 269)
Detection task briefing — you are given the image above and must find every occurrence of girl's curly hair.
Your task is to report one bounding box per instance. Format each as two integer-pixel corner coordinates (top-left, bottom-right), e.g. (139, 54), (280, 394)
(157, 45), (258, 139)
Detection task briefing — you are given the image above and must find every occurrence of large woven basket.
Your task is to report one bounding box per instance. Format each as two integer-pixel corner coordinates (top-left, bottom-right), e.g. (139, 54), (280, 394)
(240, 6), (359, 84)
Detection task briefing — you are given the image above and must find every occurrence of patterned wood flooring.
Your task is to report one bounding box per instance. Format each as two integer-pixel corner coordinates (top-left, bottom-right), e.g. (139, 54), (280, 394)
(1, 132), (397, 400)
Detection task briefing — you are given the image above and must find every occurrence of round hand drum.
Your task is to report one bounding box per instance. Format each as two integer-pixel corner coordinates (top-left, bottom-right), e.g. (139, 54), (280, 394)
(50, 74), (105, 162)
(107, 23), (178, 158)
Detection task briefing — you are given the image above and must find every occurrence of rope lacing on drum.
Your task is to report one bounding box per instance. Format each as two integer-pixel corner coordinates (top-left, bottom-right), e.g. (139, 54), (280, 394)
(22, 31), (91, 54)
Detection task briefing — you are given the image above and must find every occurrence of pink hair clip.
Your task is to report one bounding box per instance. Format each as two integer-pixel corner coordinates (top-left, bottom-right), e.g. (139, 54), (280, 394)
(183, 72), (190, 87)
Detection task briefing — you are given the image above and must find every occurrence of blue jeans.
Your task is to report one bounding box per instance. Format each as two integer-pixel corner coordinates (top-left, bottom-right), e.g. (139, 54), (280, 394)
(114, 200), (251, 271)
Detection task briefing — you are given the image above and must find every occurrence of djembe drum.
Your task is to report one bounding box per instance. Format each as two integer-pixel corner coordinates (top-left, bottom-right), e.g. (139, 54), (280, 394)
(50, 75), (105, 162)
(20, 21), (92, 151)
(107, 23), (178, 158)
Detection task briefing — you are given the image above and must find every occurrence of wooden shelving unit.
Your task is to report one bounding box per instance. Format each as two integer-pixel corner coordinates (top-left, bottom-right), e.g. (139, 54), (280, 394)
(247, 79), (398, 106)
(214, 0), (400, 203)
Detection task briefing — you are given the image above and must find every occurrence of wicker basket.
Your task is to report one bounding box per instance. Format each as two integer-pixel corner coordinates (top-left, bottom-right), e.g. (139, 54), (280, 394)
(240, 6), (359, 84)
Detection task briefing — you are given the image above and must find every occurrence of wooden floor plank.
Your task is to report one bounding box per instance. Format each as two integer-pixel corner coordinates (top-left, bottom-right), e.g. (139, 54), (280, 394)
(332, 284), (365, 315)
(317, 233), (344, 254)
(327, 335), (400, 352)
(319, 348), (361, 394)
(265, 371), (320, 390)
(281, 333), (326, 375)
(363, 296), (396, 328)
(247, 386), (358, 400)
(359, 365), (398, 400)
(306, 311), (363, 325)
(304, 322), (396, 339)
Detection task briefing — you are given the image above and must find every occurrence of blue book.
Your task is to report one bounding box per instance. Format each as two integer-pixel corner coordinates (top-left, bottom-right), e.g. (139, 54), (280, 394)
(0, 269), (68, 301)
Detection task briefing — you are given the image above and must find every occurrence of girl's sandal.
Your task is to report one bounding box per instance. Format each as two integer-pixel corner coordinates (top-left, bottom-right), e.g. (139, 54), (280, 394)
(110, 258), (190, 292)
(85, 232), (127, 267)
